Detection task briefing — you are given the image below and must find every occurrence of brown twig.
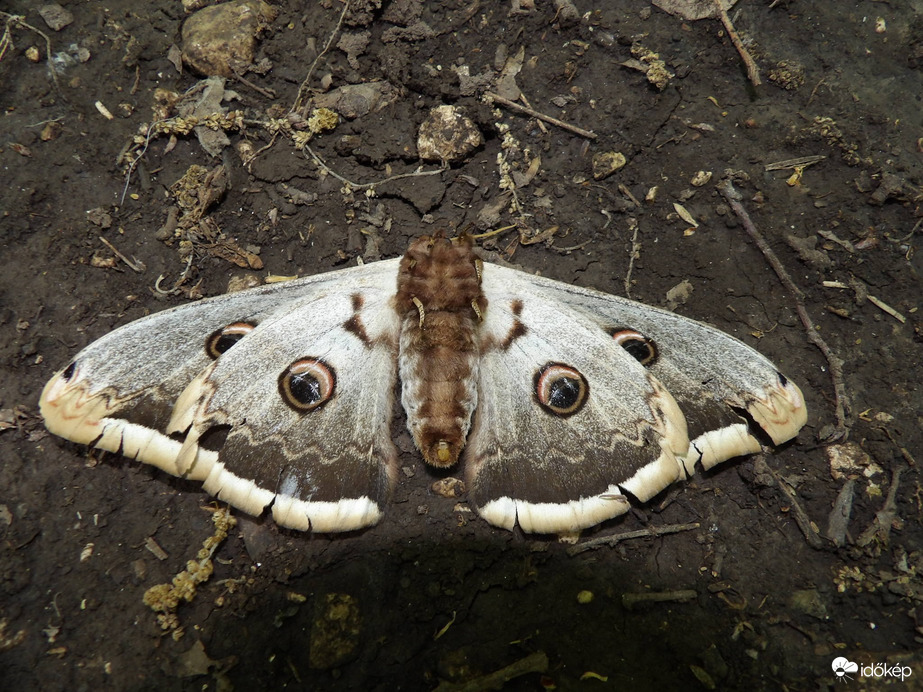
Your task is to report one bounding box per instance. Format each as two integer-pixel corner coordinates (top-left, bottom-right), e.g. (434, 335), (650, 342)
(291, 0), (350, 116)
(713, 0), (761, 87)
(567, 522), (700, 555)
(517, 93), (548, 135)
(622, 589), (697, 610)
(433, 651), (548, 692)
(0, 12), (60, 94)
(231, 68), (276, 99)
(767, 463), (825, 549)
(717, 178), (850, 443)
(485, 92), (597, 139)
(880, 427), (916, 467)
(98, 236), (146, 273)
(302, 142), (442, 190)
(857, 467), (903, 547)
(624, 217), (641, 299)
(763, 155), (826, 172)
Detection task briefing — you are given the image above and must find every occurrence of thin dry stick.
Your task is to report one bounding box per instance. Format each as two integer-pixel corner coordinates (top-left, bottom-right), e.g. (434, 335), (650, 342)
(517, 93), (548, 135)
(767, 463), (824, 549)
(880, 427), (916, 467)
(231, 67), (276, 99)
(434, 651), (548, 692)
(303, 142), (442, 190)
(714, 0), (761, 87)
(622, 589), (698, 610)
(99, 236), (145, 273)
(291, 0), (350, 116)
(624, 218), (641, 299)
(0, 12), (60, 94)
(718, 179), (850, 443)
(119, 117), (168, 205)
(486, 92), (597, 139)
(567, 522), (700, 555)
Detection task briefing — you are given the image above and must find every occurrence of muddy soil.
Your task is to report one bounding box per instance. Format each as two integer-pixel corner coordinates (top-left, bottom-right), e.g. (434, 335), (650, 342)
(1, 0), (922, 689)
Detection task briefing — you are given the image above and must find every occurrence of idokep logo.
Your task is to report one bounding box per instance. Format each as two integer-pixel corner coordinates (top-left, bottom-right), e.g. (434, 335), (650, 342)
(831, 656), (913, 683)
(832, 657), (858, 681)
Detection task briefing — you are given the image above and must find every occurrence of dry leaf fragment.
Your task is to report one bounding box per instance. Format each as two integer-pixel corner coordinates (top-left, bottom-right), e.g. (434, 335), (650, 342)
(827, 442), (882, 481)
(431, 477), (466, 498)
(172, 640), (218, 677)
(653, 0), (738, 21)
(0, 619), (26, 652)
(94, 100), (114, 120)
(495, 45), (525, 100)
(416, 105), (483, 163)
(673, 202), (699, 227)
(145, 537), (169, 561)
(592, 151), (626, 180)
(0, 411), (17, 432)
(512, 154), (542, 188)
(206, 238), (263, 269)
(665, 279), (694, 310)
(40, 121), (62, 141)
(43, 625), (61, 644)
(80, 543), (94, 562)
(690, 170), (712, 187)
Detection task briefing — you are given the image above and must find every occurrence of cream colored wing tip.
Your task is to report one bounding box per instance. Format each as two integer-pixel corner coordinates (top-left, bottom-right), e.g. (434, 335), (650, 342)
(748, 376), (808, 446)
(41, 369), (382, 534)
(40, 366), (198, 478)
(675, 376), (807, 475)
(39, 369), (103, 446)
(475, 379), (810, 535)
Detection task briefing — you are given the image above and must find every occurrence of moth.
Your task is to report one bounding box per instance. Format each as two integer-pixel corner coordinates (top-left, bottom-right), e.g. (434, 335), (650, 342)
(40, 235), (807, 534)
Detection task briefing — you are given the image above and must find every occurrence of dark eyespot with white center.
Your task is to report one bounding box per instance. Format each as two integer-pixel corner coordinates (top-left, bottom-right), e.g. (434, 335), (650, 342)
(205, 322), (256, 359)
(279, 358), (336, 412)
(610, 329), (658, 366)
(534, 362), (588, 417)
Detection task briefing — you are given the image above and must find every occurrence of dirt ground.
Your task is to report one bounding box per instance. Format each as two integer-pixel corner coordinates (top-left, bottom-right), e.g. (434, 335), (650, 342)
(1, 0), (922, 689)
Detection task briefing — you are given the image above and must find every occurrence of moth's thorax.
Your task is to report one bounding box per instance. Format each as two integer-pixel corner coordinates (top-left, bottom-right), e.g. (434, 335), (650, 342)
(396, 236), (486, 468)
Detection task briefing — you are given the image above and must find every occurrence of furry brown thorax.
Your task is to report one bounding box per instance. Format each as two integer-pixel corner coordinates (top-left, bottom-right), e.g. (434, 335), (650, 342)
(396, 236), (487, 468)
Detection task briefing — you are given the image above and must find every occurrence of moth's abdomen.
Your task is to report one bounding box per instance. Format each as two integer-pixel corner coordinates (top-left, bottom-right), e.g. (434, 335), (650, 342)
(399, 313), (480, 467)
(396, 236), (486, 468)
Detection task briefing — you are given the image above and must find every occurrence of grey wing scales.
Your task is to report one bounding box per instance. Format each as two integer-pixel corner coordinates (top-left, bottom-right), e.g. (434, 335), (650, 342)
(464, 263), (806, 533)
(39, 259), (402, 532)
